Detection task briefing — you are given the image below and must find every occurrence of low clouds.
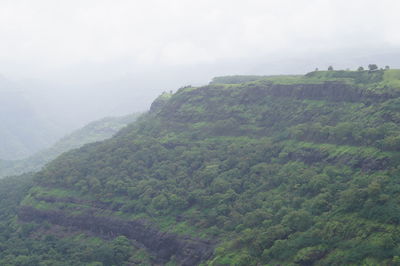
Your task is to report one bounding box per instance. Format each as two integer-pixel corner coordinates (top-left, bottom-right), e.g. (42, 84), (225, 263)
(0, 0), (399, 138)
(0, 0), (399, 78)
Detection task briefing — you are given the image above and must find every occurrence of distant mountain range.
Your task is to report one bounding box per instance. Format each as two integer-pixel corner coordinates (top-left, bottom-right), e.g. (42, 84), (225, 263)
(0, 77), (63, 160)
(0, 113), (139, 178)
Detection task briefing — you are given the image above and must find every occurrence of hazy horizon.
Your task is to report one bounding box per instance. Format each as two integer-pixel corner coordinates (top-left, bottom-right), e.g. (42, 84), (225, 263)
(1, 0), (400, 155)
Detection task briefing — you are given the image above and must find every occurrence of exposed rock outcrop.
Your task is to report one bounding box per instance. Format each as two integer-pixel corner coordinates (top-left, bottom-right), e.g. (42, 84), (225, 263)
(19, 206), (214, 266)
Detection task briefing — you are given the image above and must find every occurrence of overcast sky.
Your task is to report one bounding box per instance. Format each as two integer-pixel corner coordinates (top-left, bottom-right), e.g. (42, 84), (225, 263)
(1, 0), (400, 78)
(1, 0), (400, 131)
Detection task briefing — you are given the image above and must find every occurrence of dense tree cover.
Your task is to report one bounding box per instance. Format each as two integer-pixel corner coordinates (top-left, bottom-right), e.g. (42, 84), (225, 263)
(0, 174), (33, 223)
(8, 69), (400, 265)
(0, 174), (153, 265)
(0, 113), (139, 178)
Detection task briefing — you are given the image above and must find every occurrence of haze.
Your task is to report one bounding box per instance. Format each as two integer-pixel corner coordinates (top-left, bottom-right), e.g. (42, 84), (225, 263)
(1, 0), (400, 145)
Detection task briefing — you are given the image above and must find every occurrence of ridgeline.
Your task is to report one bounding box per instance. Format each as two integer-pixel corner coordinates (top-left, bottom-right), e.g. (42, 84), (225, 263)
(2, 69), (400, 265)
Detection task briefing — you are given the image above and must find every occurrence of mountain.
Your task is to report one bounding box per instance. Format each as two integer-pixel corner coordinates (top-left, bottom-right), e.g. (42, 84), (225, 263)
(3, 69), (400, 265)
(0, 114), (139, 178)
(0, 76), (64, 160)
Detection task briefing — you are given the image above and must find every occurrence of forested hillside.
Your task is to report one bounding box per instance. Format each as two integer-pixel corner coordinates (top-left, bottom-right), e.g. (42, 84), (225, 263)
(4, 69), (400, 265)
(0, 114), (139, 179)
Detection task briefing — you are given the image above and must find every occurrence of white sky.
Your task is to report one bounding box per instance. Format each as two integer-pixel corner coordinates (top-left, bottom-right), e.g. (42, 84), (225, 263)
(0, 0), (399, 78)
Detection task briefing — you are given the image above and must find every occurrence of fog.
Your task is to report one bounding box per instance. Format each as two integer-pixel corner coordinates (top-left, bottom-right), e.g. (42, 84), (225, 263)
(1, 0), (400, 156)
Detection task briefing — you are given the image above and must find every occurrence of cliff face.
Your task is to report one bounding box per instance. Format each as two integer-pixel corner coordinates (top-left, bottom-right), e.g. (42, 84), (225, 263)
(19, 206), (213, 266)
(266, 82), (393, 102)
(158, 81), (393, 124)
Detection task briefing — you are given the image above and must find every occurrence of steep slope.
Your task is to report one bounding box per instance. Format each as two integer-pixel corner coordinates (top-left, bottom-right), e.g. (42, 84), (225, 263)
(13, 69), (400, 265)
(0, 174), (156, 266)
(0, 114), (139, 178)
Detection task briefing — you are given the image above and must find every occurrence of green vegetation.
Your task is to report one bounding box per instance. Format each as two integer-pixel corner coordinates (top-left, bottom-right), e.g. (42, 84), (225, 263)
(2, 69), (400, 265)
(0, 113), (139, 178)
(0, 174), (153, 265)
